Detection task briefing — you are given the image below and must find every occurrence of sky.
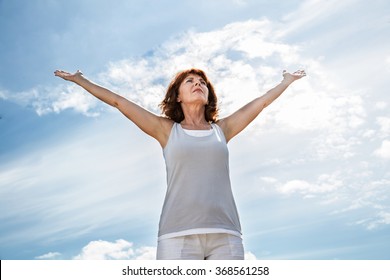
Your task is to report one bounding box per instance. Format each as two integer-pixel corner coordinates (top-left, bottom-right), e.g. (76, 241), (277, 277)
(0, 0), (389, 260)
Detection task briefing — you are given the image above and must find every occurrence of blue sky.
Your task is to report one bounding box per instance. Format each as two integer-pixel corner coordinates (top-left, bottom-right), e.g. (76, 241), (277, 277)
(0, 0), (389, 260)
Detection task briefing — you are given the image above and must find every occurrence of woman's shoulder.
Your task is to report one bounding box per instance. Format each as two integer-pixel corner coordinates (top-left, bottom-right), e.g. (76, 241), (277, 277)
(157, 117), (175, 147)
(214, 119), (226, 130)
(214, 119), (231, 142)
(158, 117), (175, 131)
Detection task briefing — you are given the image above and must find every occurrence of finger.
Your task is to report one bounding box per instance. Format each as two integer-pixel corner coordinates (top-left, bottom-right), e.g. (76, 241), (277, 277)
(54, 70), (65, 75)
(294, 70), (306, 76)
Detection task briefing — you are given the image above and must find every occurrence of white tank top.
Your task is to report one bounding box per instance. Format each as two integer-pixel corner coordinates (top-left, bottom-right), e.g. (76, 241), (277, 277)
(158, 122), (241, 239)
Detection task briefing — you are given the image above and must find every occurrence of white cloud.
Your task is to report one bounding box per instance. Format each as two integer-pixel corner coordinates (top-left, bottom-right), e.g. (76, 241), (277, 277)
(375, 102), (387, 110)
(278, 179), (313, 194)
(230, 0), (248, 6)
(72, 239), (157, 260)
(35, 252), (62, 260)
(49, 86), (99, 116)
(133, 246), (158, 260)
(260, 177), (278, 184)
(73, 239), (136, 260)
(279, 0), (357, 37)
(374, 140), (390, 159)
(278, 174), (343, 196)
(0, 89), (7, 99)
(355, 211), (390, 230)
(244, 251), (257, 260)
(376, 117), (390, 138)
(376, 211), (390, 226)
(386, 55), (390, 68)
(2, 84), (99, 117)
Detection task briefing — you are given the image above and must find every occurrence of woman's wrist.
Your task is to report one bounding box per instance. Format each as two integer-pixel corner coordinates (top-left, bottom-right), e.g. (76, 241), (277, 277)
(280, 78), (293, 86)
(73, 73), (88, 85)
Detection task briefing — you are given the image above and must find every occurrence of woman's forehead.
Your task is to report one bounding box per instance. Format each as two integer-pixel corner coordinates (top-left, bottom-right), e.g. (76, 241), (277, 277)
(185, 73), (205, 80)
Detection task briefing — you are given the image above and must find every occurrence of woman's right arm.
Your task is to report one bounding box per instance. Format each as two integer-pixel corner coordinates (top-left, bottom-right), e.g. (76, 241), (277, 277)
(54, 70), (172, 147)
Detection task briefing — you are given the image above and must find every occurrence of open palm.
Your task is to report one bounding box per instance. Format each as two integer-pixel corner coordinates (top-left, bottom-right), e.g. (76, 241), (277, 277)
(54, 70), (83, 82)
(282, 69), (306, 84)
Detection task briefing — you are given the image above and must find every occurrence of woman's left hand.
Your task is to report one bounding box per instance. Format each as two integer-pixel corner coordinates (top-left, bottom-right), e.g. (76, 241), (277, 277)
(282, 69), (306, 85)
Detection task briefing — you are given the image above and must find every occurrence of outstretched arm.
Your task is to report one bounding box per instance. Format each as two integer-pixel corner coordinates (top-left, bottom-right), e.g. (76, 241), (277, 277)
(218, 70), (306, 142)
(54, 70), (172, 146)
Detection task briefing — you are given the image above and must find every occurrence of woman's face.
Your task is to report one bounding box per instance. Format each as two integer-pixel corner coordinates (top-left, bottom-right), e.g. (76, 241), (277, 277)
(178, 74), (209, 106)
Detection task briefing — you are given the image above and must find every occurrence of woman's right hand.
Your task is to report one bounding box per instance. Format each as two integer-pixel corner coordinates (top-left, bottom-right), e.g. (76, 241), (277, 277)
(54, 70), (83, 82)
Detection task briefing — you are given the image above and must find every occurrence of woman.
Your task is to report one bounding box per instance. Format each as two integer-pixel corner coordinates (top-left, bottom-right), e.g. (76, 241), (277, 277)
(54, 67), (306, 260)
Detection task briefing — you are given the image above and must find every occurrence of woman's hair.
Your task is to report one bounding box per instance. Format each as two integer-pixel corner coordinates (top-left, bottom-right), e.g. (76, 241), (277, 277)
(159, 68), (218, 123)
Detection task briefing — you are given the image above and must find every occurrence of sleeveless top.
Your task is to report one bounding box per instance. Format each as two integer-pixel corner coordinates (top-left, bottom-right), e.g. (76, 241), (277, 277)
(158, 122), (241, 239)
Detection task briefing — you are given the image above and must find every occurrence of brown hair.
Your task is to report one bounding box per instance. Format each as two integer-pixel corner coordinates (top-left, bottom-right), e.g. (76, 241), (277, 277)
(159, 68), (218, 123)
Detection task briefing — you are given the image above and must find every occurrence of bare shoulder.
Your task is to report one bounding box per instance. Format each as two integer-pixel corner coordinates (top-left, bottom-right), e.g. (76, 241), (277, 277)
(158, 116), (174, 132)
(156, 117), (175, 147)
(215, 118), (231, 141)
(215, 118), (227, 130)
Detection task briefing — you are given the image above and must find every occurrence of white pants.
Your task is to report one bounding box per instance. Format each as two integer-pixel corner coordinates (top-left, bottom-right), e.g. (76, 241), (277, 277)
(156, 233), (244, 260)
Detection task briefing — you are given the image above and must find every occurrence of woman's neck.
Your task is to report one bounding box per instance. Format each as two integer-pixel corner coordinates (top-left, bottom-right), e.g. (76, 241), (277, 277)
(180, 113), (210, 130)
(180, 104), (210, 129)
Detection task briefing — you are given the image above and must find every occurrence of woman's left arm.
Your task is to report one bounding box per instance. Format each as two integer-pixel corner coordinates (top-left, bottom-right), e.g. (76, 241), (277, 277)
(218, 70), (306, 142)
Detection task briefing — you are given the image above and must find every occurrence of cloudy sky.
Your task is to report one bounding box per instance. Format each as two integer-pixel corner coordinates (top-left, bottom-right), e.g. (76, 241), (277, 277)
(1, 0), (389, 260)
